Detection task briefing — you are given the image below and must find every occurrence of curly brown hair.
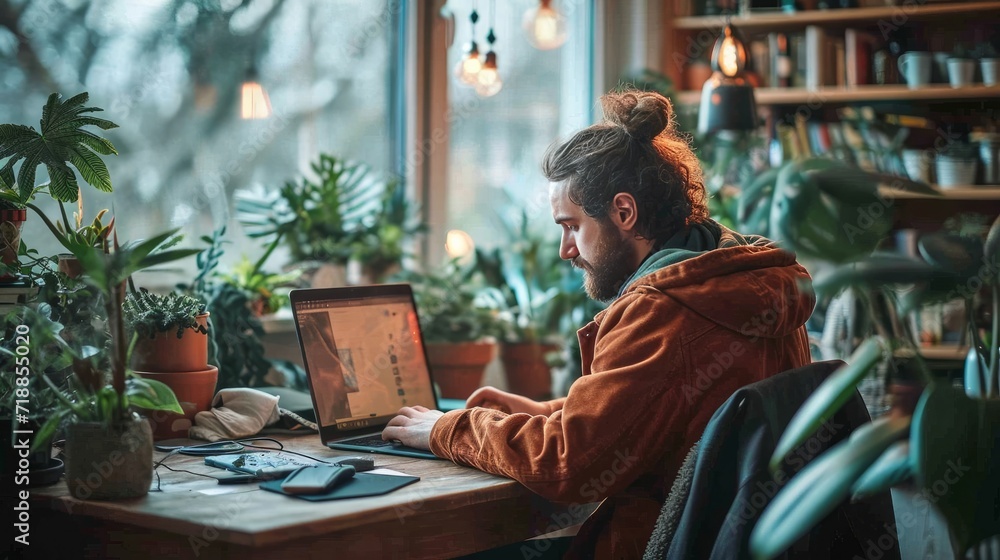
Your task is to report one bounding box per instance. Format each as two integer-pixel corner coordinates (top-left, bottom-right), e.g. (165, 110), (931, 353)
(541, 89), (707, 245)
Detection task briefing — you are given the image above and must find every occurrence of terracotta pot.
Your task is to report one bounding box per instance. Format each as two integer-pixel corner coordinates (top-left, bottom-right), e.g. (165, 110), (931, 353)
(425, 341), (498, 400)
(0, 208), (26, 282)
(58, 254), (84, 279)
(135, 366), (219, 440)
(131, 313), (210, 373)
(65, 418), (153, 500)
(500, 342), (560, 400)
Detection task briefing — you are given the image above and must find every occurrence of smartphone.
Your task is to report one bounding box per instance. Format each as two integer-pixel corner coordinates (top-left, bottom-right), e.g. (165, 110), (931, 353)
(280, 465), (356, 495)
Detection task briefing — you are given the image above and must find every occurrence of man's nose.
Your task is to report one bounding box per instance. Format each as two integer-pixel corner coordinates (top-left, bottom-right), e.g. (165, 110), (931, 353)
(559, 235), (578, 261)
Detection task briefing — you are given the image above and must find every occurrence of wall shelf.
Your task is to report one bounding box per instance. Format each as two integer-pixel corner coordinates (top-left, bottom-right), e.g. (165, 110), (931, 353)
(880, 185), (1000, 200)
(673, 1), (1000, 30)
(917, 345), (968, 361)
(674, 84), (1000, 106)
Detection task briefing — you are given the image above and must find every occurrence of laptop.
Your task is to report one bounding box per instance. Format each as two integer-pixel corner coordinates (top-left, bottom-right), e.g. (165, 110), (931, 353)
(289, 284), (442, 460)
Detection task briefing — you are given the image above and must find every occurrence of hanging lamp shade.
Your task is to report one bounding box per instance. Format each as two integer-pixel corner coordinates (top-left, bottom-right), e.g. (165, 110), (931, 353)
(697, 23), (757, 134)
(240, 66), (271, 120)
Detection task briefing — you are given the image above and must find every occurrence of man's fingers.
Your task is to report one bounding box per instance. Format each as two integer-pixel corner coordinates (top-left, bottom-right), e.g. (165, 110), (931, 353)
(381, 426), (401, 441)
(412, 405), (430, 412)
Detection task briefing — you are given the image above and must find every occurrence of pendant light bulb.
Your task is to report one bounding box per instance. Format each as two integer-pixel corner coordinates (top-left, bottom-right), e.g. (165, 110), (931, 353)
(475, 51), (502, 97)
(454, 41), (482, 86)
(522, 0), (567, 50)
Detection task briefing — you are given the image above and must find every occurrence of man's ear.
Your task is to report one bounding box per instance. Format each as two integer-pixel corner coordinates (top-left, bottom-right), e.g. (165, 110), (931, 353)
(609, 192), (639, 232)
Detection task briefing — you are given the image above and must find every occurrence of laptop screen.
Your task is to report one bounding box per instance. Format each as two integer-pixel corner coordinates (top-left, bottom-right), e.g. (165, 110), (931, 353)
(290, 285), (437, 434)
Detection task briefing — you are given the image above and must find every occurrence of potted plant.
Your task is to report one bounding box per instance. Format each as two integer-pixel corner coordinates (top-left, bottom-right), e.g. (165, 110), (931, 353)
(0, 92), (118, 282)
(400, 258), (506, 400)
(732, 158), (1000, 558)
(937, 141), (979, 188)
(947, 44), (976, 88)
(236, 154), (421, 287)
(178, 226), (307, 391)
(217, 236), (300, 317)
(348, 177), (427, 284)
(30, 213), (198, 499)
(975, 42), (999, 86)
(55, 205), (115, 278)
(123, 289), (217, 440)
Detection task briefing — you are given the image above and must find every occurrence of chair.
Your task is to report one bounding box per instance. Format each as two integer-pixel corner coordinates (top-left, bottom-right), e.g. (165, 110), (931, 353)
(644, 360), (900, 560)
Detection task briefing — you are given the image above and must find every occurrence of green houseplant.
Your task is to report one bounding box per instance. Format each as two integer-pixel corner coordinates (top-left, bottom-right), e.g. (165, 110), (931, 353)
(236, 154), (423, 286)
(31, 206), (198, 499)
(0, 92), (118, 280)
(398, 258), (506, 400)
(735, 158), (1000, 558)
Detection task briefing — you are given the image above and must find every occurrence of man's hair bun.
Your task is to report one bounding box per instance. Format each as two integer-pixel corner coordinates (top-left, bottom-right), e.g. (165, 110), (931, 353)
(601, 90), (673, 141)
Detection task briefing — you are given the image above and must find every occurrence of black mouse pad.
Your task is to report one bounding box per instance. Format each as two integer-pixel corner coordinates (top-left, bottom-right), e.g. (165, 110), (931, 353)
(258, 472), (420, 501)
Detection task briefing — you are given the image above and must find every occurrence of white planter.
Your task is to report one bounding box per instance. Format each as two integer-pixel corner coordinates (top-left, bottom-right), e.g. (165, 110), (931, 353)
(982, 58), (1000, 86)
(948, 58), (976, 88)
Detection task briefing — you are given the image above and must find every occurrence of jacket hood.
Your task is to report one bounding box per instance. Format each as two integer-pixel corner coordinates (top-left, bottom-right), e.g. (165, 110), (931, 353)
(615, 226), (816, 339)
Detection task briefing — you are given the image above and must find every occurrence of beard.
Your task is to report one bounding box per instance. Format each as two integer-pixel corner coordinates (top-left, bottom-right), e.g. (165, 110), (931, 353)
(573, 222), (639, 303)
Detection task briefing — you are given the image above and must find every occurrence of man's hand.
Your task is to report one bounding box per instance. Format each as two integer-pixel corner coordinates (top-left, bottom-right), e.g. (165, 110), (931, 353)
(466, 386), (549, 416)
(382, 406), (445, 451)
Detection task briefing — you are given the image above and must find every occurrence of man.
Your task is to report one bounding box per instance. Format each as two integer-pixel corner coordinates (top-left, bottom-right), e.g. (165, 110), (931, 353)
(383, 90), (815, 558)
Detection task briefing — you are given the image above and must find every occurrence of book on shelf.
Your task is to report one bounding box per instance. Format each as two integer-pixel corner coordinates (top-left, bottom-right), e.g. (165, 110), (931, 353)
(844, 28), (879, 87)
(790, 33), (807, 88)
(0, 281), (38, 304)
(768, 32), (792, 88)
(750, 40), (771, 87)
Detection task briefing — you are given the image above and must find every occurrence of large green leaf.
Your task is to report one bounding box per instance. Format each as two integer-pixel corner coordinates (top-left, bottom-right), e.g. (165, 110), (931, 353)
(770, 159), (891, 263)
(918, 233), (984, 281)
(851, 439), (913, 501)
(984, 215), (1000, 268)
(127, 378), (183, 414)
(770, 338), (886, 472)
(737, 166), (779, 232)
(0, 92), (118, 205)
(752, 415), (911, 560)
(811, 252), (951, 299)
(910, 383), (1000, 554)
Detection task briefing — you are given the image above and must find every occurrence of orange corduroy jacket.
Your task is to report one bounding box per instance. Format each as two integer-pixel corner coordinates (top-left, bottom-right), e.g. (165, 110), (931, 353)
(429, 240), (815, 559)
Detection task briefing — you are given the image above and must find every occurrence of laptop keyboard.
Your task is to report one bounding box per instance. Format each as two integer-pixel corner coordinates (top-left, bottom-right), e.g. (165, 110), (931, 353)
(345, 436), (396, 448)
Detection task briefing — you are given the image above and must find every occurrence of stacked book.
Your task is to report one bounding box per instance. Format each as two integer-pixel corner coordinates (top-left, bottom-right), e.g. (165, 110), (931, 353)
(0, 278), (39, 316)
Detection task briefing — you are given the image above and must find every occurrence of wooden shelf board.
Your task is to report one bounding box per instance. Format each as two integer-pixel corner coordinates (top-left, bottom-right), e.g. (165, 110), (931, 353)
(880, 185), (1000, 200)
(674, 84), (1000, 106)
(917, 345), (968, 361)
(673, 2), (1000, 30)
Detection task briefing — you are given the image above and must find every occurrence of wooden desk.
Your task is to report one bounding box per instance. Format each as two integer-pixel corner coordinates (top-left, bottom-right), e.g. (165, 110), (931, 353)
(29, 435), (594, 559)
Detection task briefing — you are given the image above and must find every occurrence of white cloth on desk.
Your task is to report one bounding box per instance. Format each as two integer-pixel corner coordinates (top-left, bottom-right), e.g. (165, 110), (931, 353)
(190, 388), (282, 442)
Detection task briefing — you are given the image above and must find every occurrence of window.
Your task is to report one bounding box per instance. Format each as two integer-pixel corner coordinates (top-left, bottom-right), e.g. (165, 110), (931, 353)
(440, 0), (595, 255)
(3, 0), (404, 278)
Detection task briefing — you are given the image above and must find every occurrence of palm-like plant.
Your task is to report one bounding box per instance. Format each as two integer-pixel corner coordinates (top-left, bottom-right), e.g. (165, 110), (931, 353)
(742, 158), (1000, 559)
(0, 92), (118, 209)
(235, 154), (386, 265)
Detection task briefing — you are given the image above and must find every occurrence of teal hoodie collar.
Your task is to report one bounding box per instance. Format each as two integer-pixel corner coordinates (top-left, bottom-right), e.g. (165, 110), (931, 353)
(616, 220), (726, 298)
